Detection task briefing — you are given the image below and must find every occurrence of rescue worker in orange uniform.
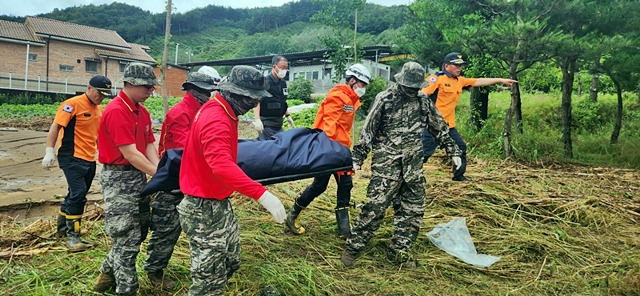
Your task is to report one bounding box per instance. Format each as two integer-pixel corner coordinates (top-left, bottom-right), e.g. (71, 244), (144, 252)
(286, 64), (372, 237)
(422, 52), (517, 181)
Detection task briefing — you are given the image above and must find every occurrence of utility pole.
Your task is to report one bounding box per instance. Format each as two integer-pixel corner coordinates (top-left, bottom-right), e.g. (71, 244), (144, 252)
(175, 42), (179, 64)
(353, 8), (358, 62)
(162, 0), (173, 116)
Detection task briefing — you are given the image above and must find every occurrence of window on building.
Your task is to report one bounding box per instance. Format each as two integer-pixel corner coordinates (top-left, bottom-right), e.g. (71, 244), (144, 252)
(28, 54), (37, 62)
(119, 62), (129, 73)
(324, 69), (332, 80)
(59, 65), (74, 72)
(312, 71), (319, 80)
(293, 72), (299, 79)
(85, 60), (98, 73)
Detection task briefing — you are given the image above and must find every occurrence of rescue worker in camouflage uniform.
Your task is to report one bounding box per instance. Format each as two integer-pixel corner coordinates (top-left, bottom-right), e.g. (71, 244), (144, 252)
(341, 62), (462, 268)
(143, 72), (218, 290)
(94, 62), (160, 296)
(177, 65), (286, 296)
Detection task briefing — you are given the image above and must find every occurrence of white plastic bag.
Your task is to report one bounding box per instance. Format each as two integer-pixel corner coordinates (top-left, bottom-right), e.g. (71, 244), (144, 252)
(426, 217), (500, 267)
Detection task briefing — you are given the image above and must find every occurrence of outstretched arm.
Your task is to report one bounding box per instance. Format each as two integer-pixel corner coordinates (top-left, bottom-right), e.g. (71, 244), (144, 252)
(473, 78), (518, 87)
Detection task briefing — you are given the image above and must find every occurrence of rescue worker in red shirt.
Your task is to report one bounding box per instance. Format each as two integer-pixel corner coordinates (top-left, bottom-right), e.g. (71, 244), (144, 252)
(143, 71), (218, 290)
(42, 75), (112, 252)
(177, 65), (286, 296)
(286, 64), (371, 237)
(422, 52), (517, 181)
(94, 62), (160, 296)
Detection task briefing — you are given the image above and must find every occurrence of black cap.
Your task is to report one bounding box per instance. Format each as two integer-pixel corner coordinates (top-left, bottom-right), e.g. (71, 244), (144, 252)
(89, 75), (113, 96)
(444, 52), (466, 65)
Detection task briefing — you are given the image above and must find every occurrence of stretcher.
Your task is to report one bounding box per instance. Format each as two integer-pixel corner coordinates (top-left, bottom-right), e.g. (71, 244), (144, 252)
(141, 128), (353, 196)
(254, 165), (353, 185)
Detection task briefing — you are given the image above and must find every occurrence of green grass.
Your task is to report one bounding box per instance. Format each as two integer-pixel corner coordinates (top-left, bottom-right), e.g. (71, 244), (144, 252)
(1, 160), (639, 295)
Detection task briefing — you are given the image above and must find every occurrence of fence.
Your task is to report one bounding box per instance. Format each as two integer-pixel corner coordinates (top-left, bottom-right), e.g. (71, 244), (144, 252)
(0, 71), (121, 95)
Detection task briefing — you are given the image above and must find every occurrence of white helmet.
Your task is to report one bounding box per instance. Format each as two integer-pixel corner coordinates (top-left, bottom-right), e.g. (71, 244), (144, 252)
(345, 64), (372, 84)
(197, 66), (221, 83)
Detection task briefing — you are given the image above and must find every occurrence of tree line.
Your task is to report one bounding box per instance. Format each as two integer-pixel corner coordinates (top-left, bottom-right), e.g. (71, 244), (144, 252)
(400, 0), (640, 158)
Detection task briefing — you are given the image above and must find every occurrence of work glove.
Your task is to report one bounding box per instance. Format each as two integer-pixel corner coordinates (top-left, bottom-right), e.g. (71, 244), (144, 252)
(285, 115), (294, 128)
(253, 119), (264, 132)
(352, 161), (361, 171)
(452, 156), (462, 170)
(258, 191), (286, 223)
(42, 147), (56, 169)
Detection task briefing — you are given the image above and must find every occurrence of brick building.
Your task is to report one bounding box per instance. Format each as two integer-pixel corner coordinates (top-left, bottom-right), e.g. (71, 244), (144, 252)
(0, 16), (187, 96)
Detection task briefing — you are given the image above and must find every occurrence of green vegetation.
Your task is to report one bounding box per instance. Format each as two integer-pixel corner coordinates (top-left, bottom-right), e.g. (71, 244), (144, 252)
(2, 91), (638, 169)
(287, 78), (315, 103)
(1, 154), (639, 295)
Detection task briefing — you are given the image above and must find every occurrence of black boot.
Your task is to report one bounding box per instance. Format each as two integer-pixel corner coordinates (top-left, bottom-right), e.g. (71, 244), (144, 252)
(65, 216), (91, 252)
(285, 202), (306, 235)
(55, 212), (67, 238)
(335, 207), (351, 237)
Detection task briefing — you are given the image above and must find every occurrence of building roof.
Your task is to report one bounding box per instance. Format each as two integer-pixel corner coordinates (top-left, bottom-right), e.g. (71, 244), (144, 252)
(0, 19), (44, 44)
(96, 43), (157, 64)
(181, 45), (395, 68)
(26, 16), (130, 50)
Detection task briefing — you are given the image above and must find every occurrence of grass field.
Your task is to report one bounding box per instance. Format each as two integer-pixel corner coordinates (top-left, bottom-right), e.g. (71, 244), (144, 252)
(1, 91), (639, 295)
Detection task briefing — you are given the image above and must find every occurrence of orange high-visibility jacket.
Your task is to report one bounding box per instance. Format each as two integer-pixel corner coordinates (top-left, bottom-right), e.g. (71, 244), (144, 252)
(313, 84), (361, 148)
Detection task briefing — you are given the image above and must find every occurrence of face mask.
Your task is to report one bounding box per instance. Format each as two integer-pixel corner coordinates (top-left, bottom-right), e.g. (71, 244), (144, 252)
(276, 68), (287, 79)
(354, 87), (366, 97)
(222, 90), (259, 116)
(400, 85), (419, 98)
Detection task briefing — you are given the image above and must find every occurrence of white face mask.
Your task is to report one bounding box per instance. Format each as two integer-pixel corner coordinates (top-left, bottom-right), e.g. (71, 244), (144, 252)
(276, 68), (287, 79)
(354, 87), (366, 97)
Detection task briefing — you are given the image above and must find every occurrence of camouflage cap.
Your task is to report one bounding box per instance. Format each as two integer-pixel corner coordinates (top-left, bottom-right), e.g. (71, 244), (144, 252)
(182, 72), (217, 91)
(120, 62), (158, 86)
(394, 61), (428, 88)
(217, 65), (271, 99)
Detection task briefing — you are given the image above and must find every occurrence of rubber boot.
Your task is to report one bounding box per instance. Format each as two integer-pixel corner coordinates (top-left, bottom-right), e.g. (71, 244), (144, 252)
(147, 270), (177, 291)
(335, 207), (351, 237)
(285, 202), (306, 235)
(65, 216), (91, 252)
(55, 212), (67, 238)
(94, 271), (116, 293)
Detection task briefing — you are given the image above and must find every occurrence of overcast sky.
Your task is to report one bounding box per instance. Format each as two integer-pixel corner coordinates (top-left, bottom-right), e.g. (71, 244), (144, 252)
(2, 0), (413, 17)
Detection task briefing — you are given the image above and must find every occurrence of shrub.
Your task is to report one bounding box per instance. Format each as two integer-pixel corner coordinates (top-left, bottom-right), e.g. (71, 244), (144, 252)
(288, 78), (314, 103)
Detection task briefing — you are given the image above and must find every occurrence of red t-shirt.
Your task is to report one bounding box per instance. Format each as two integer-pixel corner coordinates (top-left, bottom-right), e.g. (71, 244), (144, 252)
(98, 90), (155, 165)
(179, 93), (266, 200)
(158, 92), (201, 157)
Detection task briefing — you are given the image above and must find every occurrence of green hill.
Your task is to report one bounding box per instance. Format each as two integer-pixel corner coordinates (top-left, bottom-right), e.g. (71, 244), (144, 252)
(0, 0), (407, 63)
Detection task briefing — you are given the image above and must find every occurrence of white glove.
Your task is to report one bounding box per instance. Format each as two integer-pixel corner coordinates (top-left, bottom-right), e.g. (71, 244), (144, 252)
(285, 115), (294, 128)
(42, 147), (56, 169)
(352, 161), (361, 171)
(452, 156), (462, 170)
(253, 119), (264, 132)
(258, 191), (286, 223)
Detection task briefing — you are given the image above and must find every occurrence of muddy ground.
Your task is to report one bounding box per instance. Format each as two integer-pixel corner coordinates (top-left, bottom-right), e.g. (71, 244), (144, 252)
(0, 118), (103, 221)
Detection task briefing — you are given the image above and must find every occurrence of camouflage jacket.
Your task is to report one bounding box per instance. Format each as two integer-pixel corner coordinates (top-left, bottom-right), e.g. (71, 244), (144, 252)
(352, 84), (461, 175)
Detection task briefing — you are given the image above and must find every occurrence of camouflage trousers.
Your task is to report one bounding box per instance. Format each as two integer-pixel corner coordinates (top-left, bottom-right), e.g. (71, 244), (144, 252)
(345, 175), (426, 263)
(177, 195), (240, 296)
(99, 169), (150, 295)
(144, 191), (183, 273)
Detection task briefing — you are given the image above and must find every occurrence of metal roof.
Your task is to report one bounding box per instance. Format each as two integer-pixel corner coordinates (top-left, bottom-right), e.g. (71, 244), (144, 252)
(180, 45), (395, 68)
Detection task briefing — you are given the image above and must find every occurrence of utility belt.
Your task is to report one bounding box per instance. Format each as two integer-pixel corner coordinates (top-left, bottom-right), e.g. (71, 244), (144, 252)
(103, 164), (138, 171)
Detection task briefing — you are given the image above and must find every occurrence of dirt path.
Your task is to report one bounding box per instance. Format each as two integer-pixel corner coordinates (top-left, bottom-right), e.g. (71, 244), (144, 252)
(0, 128), (103, 220)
